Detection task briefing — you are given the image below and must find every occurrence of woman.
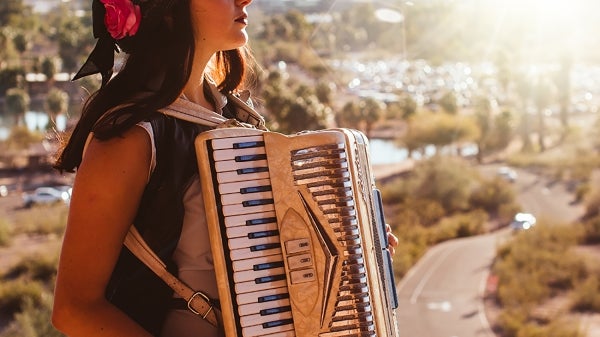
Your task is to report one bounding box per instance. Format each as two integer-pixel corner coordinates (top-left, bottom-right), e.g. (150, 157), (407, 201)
(52, 0), (258, 336)
(52, 0), (399, 336)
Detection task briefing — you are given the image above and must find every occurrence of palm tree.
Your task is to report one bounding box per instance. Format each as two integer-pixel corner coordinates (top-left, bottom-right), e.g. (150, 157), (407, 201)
(4, 87), (29, 126)
(361, 97), (385, 138)
(45, 87), (69, 129)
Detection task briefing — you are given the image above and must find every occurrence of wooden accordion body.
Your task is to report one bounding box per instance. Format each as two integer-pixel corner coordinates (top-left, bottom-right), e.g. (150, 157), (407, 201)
(195, 128), (399, 337)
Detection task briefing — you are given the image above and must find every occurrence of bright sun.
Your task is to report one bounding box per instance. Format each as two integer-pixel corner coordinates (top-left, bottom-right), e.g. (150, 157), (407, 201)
(483, 0), (596, 60)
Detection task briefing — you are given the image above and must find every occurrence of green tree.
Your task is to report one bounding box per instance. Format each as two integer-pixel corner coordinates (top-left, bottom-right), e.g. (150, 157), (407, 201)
(41, 57), (58, 82)
(532, 77), (554, 152)
(315, 81), (333, 106)
(0, 0), (26, 27)
(336, 101), (362, 129)
(4, 87), (29, 126)
(438, 91), (458, 114)
(45, 87), (69, 128)
(55, 11), (93, 72)
(473, 95), (492, 163)
(0, 28), (20, 67)
(360, 97), (385, 137)
(0, 67), (25, 95)
(403, 111), (478, 156)
(555, 53), (573, 138)
(399, 93), (418, 119)
(412, 156), (475, 213)
(515, 76), (533, 152)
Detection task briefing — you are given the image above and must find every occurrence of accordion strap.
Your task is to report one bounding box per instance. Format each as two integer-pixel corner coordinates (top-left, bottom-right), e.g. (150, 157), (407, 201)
(159, 95), (266, 130)
(121, 93), (264, 329)
(123, 226), (221, 327)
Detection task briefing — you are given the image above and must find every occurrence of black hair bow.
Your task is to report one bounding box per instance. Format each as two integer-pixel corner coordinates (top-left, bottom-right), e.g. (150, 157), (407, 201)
(72, 0), (116, 87)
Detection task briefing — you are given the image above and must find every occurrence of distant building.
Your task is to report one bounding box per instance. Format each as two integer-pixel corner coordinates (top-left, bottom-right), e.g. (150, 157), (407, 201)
(253, 0), (334, 13)
(23, 0), (87, 13)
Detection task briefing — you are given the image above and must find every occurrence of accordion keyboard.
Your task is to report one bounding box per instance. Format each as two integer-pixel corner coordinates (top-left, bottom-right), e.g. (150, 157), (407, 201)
(196, 128), (399, 337)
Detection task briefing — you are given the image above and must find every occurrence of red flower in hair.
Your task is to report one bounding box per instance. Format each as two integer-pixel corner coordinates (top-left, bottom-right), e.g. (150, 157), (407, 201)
(100, 0), (141, 40)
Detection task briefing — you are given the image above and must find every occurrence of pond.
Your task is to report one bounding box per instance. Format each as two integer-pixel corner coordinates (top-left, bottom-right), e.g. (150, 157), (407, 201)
(368, 138), (478, 165)
(0, 111), (67, 140)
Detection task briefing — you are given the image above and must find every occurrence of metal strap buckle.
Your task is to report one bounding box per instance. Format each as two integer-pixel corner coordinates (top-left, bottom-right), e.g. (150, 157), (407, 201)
(187, 291), (214, 319)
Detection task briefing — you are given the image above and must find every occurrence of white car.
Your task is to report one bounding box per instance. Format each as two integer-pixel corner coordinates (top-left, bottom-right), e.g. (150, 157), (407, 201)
(497, 166), (517, 183)
(22, 186), (71, 207)
(510, 212), (536, 231)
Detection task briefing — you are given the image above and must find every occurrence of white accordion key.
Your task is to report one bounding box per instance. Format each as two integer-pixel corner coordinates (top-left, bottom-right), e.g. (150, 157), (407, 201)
(228, 232), (280, 250)
(232, 253), (284, 272)
(212, 146), (265, 162)
(224, 211), (277, 228)
(214, 158), (268, 173)
(236, 287), (289, 305)
(222, 202), (275, 217)
(241, 313), (294, 337)
(217, 169), (270, 184)
(238, 298), (290, 316)
(226, 222), (279, 240)
(221, 190), (274, 206)
(218, 178), (272, 195)
(210, 135), (264, 150)
(234, 267), (286, 283)
(240, 311), (293, 329)
(234, 278), (288, 294)
(230, 244), (282, 261)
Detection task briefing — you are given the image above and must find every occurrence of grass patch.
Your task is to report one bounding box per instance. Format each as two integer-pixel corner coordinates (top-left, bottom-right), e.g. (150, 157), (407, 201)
(13, 204), (68, 236)
(0, 217), (13, 247)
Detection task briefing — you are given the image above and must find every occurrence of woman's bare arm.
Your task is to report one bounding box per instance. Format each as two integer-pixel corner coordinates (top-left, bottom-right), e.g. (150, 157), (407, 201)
(53, 126), (153, 336)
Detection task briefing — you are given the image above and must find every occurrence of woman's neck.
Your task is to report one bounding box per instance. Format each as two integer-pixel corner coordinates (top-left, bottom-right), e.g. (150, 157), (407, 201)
(182, 52), (214, 110)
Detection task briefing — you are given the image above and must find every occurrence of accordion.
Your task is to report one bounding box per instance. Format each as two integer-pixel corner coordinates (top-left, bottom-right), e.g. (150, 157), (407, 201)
(195, 128), (399, 337)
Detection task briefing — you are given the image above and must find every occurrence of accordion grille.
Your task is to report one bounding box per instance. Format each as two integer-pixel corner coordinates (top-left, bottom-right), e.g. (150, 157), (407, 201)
(291, 144), (375, 336)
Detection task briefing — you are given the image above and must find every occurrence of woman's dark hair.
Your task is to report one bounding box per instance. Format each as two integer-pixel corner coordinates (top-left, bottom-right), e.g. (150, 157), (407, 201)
(54, 0), (251, 172)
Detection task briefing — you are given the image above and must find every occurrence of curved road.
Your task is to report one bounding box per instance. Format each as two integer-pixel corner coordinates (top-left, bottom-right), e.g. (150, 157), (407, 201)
(393, 164), (584, 337)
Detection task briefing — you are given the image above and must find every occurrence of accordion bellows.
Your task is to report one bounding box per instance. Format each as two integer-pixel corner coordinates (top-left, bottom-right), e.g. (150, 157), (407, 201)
(195, 128), (399, 337)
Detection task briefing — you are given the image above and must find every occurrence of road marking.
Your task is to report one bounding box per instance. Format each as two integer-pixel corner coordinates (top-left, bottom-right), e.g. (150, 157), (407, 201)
(409, 245), (459, 304)
(426, 301), (452, 312)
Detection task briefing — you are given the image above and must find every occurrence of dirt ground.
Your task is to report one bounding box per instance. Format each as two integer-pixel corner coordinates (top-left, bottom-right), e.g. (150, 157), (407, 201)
(0, 168), (71, 273)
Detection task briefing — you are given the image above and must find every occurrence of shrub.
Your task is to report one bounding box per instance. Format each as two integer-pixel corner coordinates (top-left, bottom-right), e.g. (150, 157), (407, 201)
(388, 197), (446, 228)
(0, 281), (44, 317)
(516, 320), (583, 337)
(494, 224), (586, 303)
(428, 210), (488, 244)
(571, 275), (600, 312)
(392, 224), (428, 278)
(0, 217), (13, 247)
(0, 296), (65, 337)
(583, 185), (600, 218)
(581, 216), (600, 244)
(469, 177), (517, 215)
(411, 157), (475, 213)
(4, 254), (58, 284)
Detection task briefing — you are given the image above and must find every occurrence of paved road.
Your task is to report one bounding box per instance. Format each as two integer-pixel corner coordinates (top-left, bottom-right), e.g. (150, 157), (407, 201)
(396, 233), (499, 337)
(394, 164), (585, 337)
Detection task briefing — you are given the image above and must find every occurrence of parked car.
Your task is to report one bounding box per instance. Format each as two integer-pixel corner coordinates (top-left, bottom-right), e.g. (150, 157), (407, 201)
(510, 212), (536, 231)
(497, 166), (517, 183)
(22, 186), (71, 207)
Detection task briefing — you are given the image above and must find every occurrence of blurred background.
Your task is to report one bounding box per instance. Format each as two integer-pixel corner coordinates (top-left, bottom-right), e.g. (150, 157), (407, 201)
(1, 0), (600, 336)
